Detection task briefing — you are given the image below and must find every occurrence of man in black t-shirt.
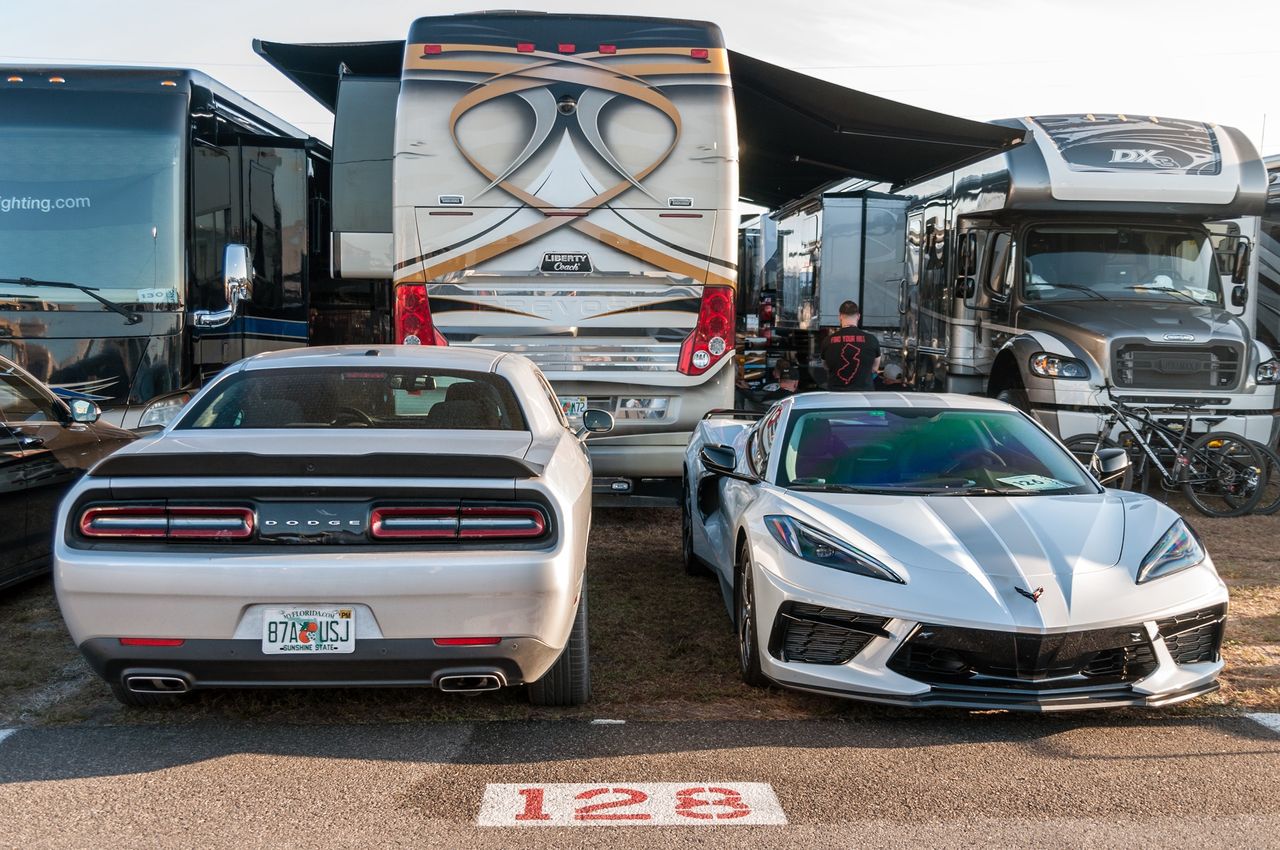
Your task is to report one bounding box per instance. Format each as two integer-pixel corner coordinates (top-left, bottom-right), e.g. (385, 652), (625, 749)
(822, 300), (881, 391)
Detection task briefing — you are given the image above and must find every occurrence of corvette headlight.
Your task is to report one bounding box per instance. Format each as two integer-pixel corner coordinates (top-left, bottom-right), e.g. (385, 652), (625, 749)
(1256, 359), (1280, 385)
(764, 515), (904, 583)
(1029, 352), (1089, 379)
(1137, 519), (1206, 584)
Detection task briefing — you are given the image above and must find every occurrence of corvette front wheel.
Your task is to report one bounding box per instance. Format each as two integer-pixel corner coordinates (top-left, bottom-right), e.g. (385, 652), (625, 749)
(735, 541), (768, 688)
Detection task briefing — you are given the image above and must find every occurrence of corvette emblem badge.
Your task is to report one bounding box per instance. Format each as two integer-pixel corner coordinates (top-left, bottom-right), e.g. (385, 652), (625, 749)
(1015, 586), (1045, 603)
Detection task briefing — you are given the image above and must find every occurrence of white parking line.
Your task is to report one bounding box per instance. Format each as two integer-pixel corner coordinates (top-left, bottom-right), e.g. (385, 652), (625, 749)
(478, 782), (787, 826)
(0, 729), (14, 748)
(1247, 713), (1280, 735)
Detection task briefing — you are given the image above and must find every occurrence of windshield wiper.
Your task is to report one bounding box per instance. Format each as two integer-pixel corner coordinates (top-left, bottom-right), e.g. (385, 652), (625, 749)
(0, 277), (142, 324)
(790, 484), (948, 495)
(1123, 284), (1201, 304)
(1045, 283), (1110, 302)
(929, 486), (1042, 496)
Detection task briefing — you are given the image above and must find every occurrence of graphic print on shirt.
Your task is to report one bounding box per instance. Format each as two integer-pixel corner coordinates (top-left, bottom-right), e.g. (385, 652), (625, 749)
(837, 340), (863, 384)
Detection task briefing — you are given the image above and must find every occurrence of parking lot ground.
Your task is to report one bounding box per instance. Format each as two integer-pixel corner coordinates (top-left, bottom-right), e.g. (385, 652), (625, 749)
(0, 503), (1277, 728)
(1, 716), (1278, 848)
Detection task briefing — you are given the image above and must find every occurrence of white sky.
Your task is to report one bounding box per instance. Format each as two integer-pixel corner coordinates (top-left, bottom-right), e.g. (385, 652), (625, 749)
(4, 0), (1277, 162)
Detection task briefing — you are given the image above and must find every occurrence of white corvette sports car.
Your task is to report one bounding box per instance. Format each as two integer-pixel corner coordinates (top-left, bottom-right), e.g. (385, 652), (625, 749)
(682, 392), (1228, 711)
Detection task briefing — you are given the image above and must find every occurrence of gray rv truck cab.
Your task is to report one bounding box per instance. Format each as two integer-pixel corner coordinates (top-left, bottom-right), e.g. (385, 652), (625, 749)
(903, 114), (1276, 445)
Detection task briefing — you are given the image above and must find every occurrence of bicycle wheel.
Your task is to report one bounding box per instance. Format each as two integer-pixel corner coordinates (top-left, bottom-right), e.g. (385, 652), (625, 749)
(1181, 431), (1264, 517)
(1063, 434), (1135, 491)
(1248, 441), (1280, 516)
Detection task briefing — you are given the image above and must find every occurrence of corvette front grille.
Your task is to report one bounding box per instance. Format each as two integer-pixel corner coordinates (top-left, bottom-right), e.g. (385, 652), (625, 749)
(887, 622), (1159, 689)
(1157, 605), (1226, 665)
(768, 602), (890, 665)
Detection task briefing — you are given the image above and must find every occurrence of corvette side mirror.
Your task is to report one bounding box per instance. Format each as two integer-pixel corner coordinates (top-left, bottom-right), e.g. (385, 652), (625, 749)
(700, 444), (738, 476)
(1093, 447), (1130, 485)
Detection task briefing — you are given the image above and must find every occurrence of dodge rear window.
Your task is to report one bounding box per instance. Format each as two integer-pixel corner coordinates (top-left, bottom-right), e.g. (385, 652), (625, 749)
(177, 367), (526, 430)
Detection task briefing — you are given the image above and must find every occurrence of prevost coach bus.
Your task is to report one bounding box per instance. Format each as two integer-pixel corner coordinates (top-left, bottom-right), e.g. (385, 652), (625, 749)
(0, 67), (380, 429)
(391, 13), (737, 493)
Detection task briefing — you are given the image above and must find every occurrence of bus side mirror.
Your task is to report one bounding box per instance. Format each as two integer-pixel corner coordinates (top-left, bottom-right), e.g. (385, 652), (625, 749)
(1232, 241), (1250, 285)
(955, 276), (976, 299)
(193, 244), (254, 329)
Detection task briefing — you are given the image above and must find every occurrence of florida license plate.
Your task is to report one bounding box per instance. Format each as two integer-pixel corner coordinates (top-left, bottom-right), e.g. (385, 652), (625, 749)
(261, 606), (356, 654)
(559, 396), (588, 419)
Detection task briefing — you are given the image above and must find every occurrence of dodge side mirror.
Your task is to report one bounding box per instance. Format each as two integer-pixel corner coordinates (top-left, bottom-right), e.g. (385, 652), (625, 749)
(576, 408), (614, 439)
(193, 244), (254, 329)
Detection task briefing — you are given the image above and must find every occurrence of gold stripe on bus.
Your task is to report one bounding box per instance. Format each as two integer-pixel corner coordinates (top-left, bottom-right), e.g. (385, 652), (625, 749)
(405, 44), (729, 75)
(572, 220), (736, 288)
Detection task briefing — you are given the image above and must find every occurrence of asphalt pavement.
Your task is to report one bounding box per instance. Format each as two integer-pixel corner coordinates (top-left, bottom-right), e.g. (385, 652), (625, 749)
(2, 715), (1278, 848)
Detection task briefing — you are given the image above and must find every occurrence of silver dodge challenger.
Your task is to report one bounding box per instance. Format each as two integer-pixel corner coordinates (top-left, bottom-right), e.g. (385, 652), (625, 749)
(683, 392), (1228, 711)
(54, 345), (611, 707)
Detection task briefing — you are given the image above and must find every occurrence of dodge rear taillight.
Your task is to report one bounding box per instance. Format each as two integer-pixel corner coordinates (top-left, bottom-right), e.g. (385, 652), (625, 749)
(80, 506), (254, 540)
(370, 507), (458, 539)
(370, 505), (548, 541)
(394, 283), (449, 346)
(678, 285), (735, 376)
(458, 506), (546, 539)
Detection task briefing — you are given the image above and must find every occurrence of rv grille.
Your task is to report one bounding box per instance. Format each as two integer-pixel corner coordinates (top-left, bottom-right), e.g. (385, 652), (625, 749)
(1112, 344), (1241, 390)
(768, 602), (890, 665)
(1156, 604), (1226, 665)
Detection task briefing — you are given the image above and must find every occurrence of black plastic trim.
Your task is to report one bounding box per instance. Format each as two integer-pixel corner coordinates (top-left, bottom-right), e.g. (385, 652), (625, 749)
(92, 452), (543, 479)
(80, 637), (560, 688)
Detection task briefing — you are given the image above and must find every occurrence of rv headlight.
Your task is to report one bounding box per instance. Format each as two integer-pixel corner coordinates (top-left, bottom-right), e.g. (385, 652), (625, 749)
(138, 393), (190, 428)
(764, 515), (904, 583)
(1256, 359), (1280, 385)
(1137, 519), (1206, 584)
(1029, 352), (1089, 380)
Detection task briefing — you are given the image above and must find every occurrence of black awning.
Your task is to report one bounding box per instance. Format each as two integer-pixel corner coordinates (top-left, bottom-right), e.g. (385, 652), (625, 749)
(253, 39), (404, 104)
(727, 51), (1024, 206)
(253, 39), (1025, 208)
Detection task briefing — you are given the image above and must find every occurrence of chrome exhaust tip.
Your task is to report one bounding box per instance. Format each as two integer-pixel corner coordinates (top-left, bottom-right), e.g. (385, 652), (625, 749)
(124, 675), (190, 694)
(435, 672), (505, 693)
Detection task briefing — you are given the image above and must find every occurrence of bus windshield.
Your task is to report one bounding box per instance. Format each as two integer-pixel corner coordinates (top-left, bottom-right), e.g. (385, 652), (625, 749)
(0, 90), (184, 311)
(1023, 225), (1222, 306)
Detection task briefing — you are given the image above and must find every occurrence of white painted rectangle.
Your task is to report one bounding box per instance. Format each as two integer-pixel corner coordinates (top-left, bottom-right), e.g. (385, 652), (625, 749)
(477, 782), (786, 827)
(1248, 713), (1280, 735)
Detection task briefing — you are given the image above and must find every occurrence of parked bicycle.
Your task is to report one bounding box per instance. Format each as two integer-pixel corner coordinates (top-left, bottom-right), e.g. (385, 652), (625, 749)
(1063, 392), (1264, 518)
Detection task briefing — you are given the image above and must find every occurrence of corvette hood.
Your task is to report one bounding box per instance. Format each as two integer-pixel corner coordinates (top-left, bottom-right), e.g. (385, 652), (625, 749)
(776, 490), (1174, 630)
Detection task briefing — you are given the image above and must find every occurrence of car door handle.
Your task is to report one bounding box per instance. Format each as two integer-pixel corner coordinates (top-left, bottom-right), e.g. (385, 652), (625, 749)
(16, 433), (44, 449)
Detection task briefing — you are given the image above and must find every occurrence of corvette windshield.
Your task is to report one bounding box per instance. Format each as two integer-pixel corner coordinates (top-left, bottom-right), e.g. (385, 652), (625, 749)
(778, 408), (1097, 495)
(177, 367), (527, 430)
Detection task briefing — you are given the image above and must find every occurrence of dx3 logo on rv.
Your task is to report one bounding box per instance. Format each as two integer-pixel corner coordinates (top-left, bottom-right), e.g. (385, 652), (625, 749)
(1109, 148), (1181, 168)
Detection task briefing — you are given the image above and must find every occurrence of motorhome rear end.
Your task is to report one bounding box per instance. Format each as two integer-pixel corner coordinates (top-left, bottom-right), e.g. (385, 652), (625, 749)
(391, 13), (737, 492)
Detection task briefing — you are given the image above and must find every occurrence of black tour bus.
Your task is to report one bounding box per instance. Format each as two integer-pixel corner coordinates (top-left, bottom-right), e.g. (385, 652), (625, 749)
(0, 66), (387, 429)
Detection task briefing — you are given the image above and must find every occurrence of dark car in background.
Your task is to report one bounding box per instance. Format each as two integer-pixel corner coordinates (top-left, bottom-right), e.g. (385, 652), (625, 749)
(1, 355), (135, 589)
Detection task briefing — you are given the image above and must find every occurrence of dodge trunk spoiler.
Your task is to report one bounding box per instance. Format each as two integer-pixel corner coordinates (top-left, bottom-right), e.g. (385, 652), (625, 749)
(91, 453), (545, 479)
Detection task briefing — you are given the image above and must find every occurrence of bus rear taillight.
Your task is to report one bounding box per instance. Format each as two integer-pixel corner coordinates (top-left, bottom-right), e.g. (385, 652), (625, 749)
(678, 286), (735, 376)
(395, 284), (448, 346)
